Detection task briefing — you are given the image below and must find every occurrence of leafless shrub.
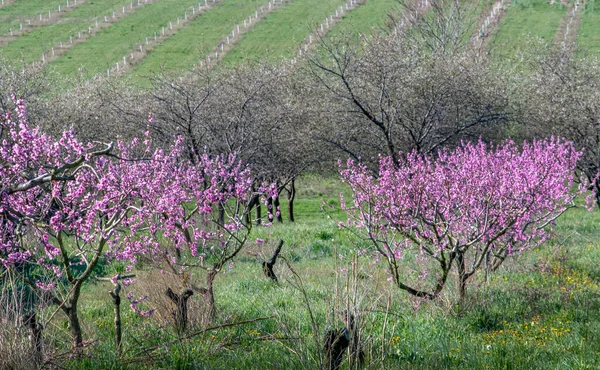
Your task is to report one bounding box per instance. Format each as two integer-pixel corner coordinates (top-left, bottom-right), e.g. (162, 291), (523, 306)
(521, 43), (600, 205)
(273, 253), (400, 369)
(0, 271), (43, 370)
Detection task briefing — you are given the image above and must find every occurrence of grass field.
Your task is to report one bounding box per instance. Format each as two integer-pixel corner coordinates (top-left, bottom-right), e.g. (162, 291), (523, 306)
(0, 0), (70, 37)
(131, 0), (270, 80)
(577, 0), (600, 55)
(490, 0), (567, 57)
(326, 0), (399, 38)
(1, 0), (599, 82)
(25, 175), (600, 369)
(47, 0), (199, 79)
(0, 0), (131, 64)
(222, 0), (347, 65)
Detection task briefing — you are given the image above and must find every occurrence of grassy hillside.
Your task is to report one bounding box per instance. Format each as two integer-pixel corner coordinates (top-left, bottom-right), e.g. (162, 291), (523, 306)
(131, 0), (269, 79)
(578, 0), (600, 55)
(490, 0), (567, 57)
(0, 0), (130, 64)
(47, 0), (199, 79)
(222, 0), (347, 64)
(0, 0), (68, 36)
(327, 0), (399, 37)
(0, 0), (599, 83)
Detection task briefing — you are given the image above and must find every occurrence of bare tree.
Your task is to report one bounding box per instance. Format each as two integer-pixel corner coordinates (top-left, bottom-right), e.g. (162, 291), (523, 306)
(522, 45), (600, 205)
(306, 0), (515, 167)
(145, 64), (318, 222)
(0, 57), (54, 124)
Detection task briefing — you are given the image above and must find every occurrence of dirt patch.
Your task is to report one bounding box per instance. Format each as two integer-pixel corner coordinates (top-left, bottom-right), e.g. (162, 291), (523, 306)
(552, 0), (586, 51)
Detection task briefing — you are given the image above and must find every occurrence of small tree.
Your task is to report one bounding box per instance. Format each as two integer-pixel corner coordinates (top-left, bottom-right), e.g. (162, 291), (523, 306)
(118, 139), (276, 325)
(340, 139), (584, 300)
(1, 99), (154, 347)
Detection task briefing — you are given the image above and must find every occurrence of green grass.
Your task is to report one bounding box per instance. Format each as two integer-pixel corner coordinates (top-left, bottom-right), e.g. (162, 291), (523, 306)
(326, 0), (495, 48)
(326, 0), (400, 38)
(131, 0), (269, 81)
(490, 0), (567, 57)
(47, 0), (199, 79)
(0, 0), (71, 37)
(577, 0), (600, 55)
(222, 0), (347, 65)
(0, 0), (130, 64)
(17, 175), (600, 369)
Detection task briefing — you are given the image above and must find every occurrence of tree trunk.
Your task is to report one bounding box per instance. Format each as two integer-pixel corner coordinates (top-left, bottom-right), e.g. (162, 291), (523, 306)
(390, 255), (452, 299)
(274, 195), (282, 223)
(57, 282), (85, 348)
(267, 197), (274, 223)
(166, 288), (194, 332)
(244, 193), (260, 225)
(204, 271), (217, 322)
(109, 287), (122, 355)
(456, 252), (467, 301)
(217, 202), (225, 226)
(255, 202), (262, 226)
(65, 304), (83, 348)
(595, 179), (600, 209)
(288, 178), (296, 222)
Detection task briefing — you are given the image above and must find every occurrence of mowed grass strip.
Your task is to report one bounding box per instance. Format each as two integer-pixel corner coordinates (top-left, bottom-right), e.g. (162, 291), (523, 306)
(0, 0), (132, 64)
(0, 0), (78, 37)
(490, 0), (567, 57)
(131, 0), (269, 79)
(222, 0), (347, 64)
(48, 0), (199, 79)
(577, 0), (600, 55)
(327, 0), (399, 38)
(0, 0), (16, 8)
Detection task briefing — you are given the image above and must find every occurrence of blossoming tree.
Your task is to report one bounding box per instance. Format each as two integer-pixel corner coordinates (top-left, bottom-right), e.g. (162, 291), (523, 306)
(340, 139), (584, 299)
(117, 140), (276, 327)
(1, 99), (271, 346)
(0, 98), (159, 347)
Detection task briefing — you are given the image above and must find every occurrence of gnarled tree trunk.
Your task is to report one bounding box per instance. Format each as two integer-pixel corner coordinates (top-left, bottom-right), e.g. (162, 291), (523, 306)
(166, 288), (194, 332)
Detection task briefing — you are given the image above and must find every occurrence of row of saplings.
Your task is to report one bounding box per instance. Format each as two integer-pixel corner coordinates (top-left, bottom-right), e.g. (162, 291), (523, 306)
(1, 100), (586, 368)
